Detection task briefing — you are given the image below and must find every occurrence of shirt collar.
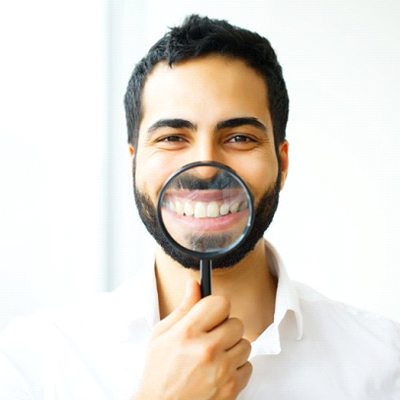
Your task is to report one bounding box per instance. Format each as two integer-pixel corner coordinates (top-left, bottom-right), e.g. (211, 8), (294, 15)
(115, 240), (303, 350)
(250, 241), (303, 355)
(110, 244), (160, 341)
(266, 241), (303, 340)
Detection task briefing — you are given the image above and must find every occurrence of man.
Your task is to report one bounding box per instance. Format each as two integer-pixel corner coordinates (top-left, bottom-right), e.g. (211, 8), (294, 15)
(0, 14), (399, 400)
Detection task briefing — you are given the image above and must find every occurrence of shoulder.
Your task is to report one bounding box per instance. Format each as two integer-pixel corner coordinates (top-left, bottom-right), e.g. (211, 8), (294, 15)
(0, 278), (153, 398)
(294, 281), (400, 339)
(293, 281), (400, 368)
(0, 276), (147, 348)
(0, 291), (115, 367)
(291, 282), (400, 394)
(295, 280), (400, 331)
(0, 277), (149, 397)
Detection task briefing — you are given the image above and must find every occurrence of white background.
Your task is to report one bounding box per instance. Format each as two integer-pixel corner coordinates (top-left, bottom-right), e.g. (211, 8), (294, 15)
(0, 0), (399, 330)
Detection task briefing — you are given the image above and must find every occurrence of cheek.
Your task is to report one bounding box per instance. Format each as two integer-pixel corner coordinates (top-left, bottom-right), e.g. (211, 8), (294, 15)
(135, 151), (178, 203)
(238, 153), (279, 197)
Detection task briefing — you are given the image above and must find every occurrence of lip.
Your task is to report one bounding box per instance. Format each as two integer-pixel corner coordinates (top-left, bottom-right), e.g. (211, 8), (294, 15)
(161, 207), (249, 233)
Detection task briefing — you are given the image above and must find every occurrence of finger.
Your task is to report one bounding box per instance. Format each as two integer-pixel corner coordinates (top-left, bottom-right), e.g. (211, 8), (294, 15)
(181, 295), (231, 333)
(235, 361), (253, 393)
(154, 279), (201, 335)
(207, 317), (244, 350)
(216, 361), (252, 400)
(226, 338), (252, 369)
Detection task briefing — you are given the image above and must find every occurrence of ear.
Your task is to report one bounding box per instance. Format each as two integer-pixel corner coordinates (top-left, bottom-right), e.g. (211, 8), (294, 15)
(278, 140), (289, 190)
(128, 144), (135, 158)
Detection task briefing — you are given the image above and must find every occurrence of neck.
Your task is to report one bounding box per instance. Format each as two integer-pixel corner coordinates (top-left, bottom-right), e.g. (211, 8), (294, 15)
(155, 239), (277, 342)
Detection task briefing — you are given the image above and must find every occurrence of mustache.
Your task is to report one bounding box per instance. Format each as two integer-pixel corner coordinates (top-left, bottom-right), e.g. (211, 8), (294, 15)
(173, 170), (242, 190)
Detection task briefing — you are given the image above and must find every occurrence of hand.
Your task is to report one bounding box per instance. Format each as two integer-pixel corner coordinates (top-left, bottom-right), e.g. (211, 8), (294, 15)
(134, 280), (252, 400)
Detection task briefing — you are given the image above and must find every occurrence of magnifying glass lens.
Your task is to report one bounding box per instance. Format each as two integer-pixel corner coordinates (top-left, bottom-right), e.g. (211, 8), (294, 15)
(159, 164), (252, 254)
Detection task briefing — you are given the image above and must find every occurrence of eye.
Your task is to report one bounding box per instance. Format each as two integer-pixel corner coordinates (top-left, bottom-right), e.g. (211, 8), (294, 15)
(227, 135), (256, 143)
(158, 135), (185, 142)
(153, 134), (189, 149)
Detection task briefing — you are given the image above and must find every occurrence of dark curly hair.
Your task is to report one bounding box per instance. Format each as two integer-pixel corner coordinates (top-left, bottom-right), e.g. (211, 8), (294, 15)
(124, 15), (289, 151)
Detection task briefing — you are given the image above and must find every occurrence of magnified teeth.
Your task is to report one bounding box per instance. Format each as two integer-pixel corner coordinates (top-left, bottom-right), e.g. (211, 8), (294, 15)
(175, 200), (184, 215)
(229, 202), (240, 213)
(207, 201), (220, 218)
(239, 201), (247, 211)
(167, 198), (247, 218)
(220, 203), (230, 216)
(194, 202), (207, 218)
(184, 202), (194, 216)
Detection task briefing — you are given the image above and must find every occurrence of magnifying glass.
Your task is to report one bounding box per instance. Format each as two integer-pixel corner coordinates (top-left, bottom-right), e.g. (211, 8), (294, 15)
(157, 161), (255, 297)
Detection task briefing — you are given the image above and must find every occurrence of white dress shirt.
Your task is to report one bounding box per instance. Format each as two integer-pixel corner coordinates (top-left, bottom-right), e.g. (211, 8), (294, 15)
(0, 242), (399, 399)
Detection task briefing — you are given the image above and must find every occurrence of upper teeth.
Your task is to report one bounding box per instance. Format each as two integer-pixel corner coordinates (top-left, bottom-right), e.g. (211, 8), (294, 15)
(166, 199), (245, 218)
(184, 202), (194, 216)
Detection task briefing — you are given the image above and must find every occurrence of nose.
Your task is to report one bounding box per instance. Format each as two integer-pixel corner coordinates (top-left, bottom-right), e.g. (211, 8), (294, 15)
(194, 165), (220, 181)
(191, 139), (224, 181)
(191, 133), (224, 168)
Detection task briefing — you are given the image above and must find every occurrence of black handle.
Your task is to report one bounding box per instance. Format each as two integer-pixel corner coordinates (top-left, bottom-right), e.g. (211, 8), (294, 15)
(200, 259), (212, 297)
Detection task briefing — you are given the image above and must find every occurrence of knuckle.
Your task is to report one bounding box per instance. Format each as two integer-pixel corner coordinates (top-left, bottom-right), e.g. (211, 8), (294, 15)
(246, 361), (253, 376)
(241, 338), (252, 354)
(215, 360), (230, 382)
(210, 295), (230, 315)
(180, 324), (195, 340)
(240, 362), (253, 384)
(224, 376), (239, 396)
(230, 317), (245, 335)
(199, 342), (217, 363)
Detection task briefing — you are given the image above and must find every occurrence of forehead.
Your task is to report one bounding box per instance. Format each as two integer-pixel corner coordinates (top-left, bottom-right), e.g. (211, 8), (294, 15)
(139, 55), (270, 133)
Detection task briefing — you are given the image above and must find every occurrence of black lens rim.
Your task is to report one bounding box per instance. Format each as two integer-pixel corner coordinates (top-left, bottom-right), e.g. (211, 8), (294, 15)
(156, 161), (255, 260)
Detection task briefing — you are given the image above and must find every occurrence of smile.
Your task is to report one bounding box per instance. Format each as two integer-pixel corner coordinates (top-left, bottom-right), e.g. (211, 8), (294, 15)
(162, 190), (248, 219)
(160, 189), (250, 233)
(165, 198), (247, 218)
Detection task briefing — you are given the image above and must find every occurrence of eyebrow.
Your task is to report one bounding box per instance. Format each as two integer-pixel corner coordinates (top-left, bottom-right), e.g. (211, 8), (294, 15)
(147, 119), (197, 135)
(146, 116), (267, 137)
(216, 117), (267, 132)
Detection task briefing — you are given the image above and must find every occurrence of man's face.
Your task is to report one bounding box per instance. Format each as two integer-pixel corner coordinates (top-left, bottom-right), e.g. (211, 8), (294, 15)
(132, 55), (288, 269)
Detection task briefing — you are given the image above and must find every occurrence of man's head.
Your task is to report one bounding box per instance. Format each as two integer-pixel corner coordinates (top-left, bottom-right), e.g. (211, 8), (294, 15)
(125, 14), (289, 151)
(124, 15), (289, 269)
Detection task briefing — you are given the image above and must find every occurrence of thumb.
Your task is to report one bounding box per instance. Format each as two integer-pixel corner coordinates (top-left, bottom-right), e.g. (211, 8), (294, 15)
(155, 279), (201, 335)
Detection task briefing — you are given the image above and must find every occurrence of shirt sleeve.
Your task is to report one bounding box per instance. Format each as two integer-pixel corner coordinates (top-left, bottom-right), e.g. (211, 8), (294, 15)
(0, 352), (34, 400)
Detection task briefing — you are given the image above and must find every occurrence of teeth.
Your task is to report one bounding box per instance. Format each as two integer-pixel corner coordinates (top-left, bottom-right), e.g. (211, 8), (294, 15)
(184, 202), (194, 216)
(175, 200), (184, 215)
(207, 202), (220, 218)
(194, 202), (207, 218)
(239, 201), (247, 211)
(168, 199), (246, 218)
(220, 203), (230, 216)
(229, 202), (240, 213)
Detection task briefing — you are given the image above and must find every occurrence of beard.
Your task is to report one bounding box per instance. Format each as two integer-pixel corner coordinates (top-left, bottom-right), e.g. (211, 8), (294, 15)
(133, 170), (281, 270)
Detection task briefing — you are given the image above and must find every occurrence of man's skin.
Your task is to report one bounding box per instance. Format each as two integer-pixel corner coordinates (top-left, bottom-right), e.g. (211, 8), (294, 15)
(129, 55), (289, 399)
